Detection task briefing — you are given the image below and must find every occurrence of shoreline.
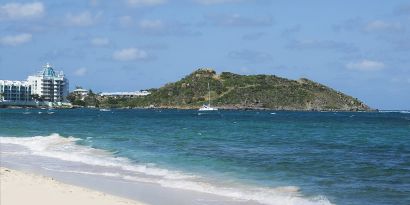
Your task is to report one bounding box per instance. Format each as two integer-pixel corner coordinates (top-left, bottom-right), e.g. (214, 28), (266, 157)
(0, 105), (377, 112)
(0, 167), (146, 205)
(0, 141), (263, 205)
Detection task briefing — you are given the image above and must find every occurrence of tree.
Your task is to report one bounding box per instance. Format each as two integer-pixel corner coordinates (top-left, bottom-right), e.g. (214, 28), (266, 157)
(84, 95), (98, 107)
(88, 89), (95, 96)
(66, 93), (77, 103)
(31, 94), (40, 102)
(73, 99), (86, 106)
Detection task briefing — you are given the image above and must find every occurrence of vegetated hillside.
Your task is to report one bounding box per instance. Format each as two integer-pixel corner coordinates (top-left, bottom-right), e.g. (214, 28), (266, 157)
(121, 68), (372, 111)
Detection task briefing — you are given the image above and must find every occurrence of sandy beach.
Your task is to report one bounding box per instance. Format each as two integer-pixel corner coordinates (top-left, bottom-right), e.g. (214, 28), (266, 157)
(0, 167), (146, 205)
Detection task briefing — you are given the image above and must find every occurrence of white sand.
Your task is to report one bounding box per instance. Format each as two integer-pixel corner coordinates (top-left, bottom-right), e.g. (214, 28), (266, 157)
(0, 167), (147, 205)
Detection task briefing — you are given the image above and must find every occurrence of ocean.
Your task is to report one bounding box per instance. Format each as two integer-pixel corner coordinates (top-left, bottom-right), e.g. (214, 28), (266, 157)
(0, 109), (409, 205)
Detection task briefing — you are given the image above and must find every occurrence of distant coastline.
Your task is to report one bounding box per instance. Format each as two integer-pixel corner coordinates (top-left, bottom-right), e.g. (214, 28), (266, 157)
(65, 69), (375, 112)
(0, 105), (379, 112)
(2, 68), (376, 112)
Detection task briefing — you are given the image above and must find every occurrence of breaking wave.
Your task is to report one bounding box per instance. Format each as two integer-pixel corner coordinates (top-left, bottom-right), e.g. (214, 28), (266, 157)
(0, 133), (334, 205)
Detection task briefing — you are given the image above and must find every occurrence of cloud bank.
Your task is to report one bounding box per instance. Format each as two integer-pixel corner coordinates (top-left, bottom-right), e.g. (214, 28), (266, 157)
(346, 59), (385, 71)
(0, 2), (44, 20)
(126, 0), (167, 7)
(113, 48), (148, 61)
(0, 33), (32, 46)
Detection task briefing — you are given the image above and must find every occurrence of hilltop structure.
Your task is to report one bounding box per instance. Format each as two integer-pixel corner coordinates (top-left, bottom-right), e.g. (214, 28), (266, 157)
(72, 88), (89, 96)
(0, 63), (70, 107)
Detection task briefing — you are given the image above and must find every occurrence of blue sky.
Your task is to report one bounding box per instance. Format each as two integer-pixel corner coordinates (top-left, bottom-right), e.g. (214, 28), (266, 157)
(0, 0), (409, 109)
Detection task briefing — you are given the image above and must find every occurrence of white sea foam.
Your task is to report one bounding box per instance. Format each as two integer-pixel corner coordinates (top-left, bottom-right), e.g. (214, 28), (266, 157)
(0, 134), (334, 205)
(379, 110), (410, 113)
(0, 134), (184, 179)
(42, 168), (123, 178)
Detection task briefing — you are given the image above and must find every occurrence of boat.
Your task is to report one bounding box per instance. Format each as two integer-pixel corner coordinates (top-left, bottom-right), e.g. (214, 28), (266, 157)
(199, 82), (218, 111)
(99, 108), (111, 112)
(199, 104), (218, 111)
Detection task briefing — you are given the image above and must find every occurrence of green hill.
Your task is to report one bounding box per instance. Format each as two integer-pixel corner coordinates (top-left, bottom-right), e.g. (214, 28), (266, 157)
(114, 68), (372, 111)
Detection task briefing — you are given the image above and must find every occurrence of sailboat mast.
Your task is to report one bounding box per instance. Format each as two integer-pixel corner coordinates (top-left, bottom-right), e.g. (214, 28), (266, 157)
(208, 82), (211, 106)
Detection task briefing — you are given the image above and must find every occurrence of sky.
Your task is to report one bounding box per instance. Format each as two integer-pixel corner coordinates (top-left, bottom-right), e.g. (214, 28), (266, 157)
(0, 0), (409, 110)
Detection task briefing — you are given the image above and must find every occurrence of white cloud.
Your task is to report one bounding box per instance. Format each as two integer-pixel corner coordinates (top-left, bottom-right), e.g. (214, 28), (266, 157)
(113, 48), (148, 61)
(195, 0), (244, 5)
(205, 13), (272, 27)
(74, 67), (87, 76)
(0, 2), (44, 20)
(364, 20), (403, 32)
(65, 11), (99, 27)
(91, 37), (109, 46)
(126, 0), (166, 7)
(136, 19), (198, 36)
(287, 39), (357, 53)
(138, 19), (164, 30)
(346, 60), (385, 71)
(390, 77), (410, 84)
(334, 18), (405, 34)
(0, 33), (32, 46)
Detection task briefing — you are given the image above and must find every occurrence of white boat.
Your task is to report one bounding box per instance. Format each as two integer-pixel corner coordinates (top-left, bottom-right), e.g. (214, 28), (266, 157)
(199, 82), (218, 111)
(199, 104), (218, 111)
(99, 108), (111, 112)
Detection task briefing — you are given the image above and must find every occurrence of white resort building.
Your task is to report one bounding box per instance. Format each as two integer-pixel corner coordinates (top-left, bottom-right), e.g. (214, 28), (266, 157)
(72, 88), (89, 96)
(0, 63), (69, 107)
(0, 80), (32, 102)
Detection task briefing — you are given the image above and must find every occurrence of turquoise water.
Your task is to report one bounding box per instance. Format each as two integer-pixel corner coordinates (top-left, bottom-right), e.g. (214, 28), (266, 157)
(0, 109), (409, 205)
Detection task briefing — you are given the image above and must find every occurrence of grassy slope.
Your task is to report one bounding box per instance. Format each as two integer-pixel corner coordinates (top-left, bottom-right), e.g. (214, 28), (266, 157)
(104, 69), (372, 111)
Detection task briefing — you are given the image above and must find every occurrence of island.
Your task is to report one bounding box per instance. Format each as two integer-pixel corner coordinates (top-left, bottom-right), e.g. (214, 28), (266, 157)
(69, 68), (373, 111)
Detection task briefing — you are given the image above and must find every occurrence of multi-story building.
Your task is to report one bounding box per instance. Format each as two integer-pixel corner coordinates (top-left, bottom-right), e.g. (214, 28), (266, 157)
(27, 63), (69, 102)
(0, 63), (69, 106)
(72, 88), (89, 96)
(0, 80), (32, 102)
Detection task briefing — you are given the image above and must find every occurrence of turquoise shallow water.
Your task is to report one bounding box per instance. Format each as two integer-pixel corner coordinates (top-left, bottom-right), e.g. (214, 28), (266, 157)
(0, 109), (409, 205)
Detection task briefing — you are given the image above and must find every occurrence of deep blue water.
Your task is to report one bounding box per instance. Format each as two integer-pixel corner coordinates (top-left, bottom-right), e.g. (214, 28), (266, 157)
(0, 109), (409, 205)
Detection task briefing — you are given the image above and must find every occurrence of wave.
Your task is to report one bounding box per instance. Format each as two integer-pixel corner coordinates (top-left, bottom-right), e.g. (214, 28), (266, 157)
(0, 134), (334, 205)
(379, 110), (410, 114)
